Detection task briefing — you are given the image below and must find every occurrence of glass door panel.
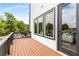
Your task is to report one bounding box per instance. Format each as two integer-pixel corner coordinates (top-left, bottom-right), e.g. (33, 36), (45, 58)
(61, 4), (76, 52)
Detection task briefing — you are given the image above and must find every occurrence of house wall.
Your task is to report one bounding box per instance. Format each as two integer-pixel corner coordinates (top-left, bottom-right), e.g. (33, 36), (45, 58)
(30, 3), (66, 55)
(30, 3), (57, 49)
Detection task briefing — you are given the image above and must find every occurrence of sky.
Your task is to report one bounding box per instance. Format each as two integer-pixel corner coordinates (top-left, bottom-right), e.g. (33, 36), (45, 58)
(0, 3), (29, 24)
(46, 11), (54, 24)
(62, 3), (76, 28)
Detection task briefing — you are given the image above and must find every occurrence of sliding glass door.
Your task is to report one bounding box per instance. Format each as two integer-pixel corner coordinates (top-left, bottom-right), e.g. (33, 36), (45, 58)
(58, 3), (79, 56)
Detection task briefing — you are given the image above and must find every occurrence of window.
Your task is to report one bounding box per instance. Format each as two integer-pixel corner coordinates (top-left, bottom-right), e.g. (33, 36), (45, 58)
(58, 3), (78, 55)
(44, 9), (55, 39)
(34, 8), (55, 40)
(34, 19), (38, 34)
(61, 4), (76, 52)
(38, 16), (43, 35)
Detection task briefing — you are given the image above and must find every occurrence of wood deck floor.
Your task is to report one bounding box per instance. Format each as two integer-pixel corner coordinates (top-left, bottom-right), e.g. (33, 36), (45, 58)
(10, 38), (62, 56)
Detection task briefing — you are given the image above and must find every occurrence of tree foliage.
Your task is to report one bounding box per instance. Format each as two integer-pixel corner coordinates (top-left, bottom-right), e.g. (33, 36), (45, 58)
(0, 12), (29, 36)
(62, 23), (69, 30)
(46, 23), (53, 33)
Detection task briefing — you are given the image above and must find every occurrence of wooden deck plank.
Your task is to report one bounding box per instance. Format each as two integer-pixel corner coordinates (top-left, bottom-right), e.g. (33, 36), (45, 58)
(10, 38), (62, 56)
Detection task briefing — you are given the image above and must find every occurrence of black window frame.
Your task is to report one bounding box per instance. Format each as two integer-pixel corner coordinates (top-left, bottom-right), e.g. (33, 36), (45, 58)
(57, 3), (79, 56)
(34, 7), (55, 40)
(34, 18), (38, 35)
(37, 15), (44, 36)
(44, 8), (55, 40)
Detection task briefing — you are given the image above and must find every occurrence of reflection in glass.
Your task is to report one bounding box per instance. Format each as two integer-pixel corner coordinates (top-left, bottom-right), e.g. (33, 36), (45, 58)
(34, 19), (37, 33)
(62, 4), (76, 52)
(38, 16), (43, 35)
(45, 11), (54, 38)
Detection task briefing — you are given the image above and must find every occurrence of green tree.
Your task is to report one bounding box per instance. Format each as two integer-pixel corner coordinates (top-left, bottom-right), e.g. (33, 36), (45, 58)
(0, 19), (9, 36)
(17, 21), (29, 32)
(46, 23), (53, 33)
(62, 23), (69, 30)
(5, 12), (15, 20)
(0, 12), (29, 36)
(39, 22), (42, 33)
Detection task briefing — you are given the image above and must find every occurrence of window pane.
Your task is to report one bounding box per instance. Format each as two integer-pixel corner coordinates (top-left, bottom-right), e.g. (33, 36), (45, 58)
(38, 16), (43, 35)
(62, 4), (76, 52)
(45, 10), (54, 38)
(34, 19), (37, 33)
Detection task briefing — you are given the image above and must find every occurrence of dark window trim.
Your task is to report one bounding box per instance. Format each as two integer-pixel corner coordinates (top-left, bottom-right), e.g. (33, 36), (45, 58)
(34, 15), (44, 36)
(37, 15), (44, 36)
(44, 7), (55, 40)
(57, 3), (79, 56)
(34, 18), (38, 35)
(34, 14), (44, 38)
(34, 7), (55, 40)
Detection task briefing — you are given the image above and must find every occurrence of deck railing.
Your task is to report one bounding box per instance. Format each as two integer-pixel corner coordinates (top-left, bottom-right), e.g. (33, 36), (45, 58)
(0, 31), (31, 56)
(13, 32), (31, 39)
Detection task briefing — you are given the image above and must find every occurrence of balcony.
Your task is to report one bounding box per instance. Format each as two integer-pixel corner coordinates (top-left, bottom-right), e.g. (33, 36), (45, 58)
(0, 32), (62, 56)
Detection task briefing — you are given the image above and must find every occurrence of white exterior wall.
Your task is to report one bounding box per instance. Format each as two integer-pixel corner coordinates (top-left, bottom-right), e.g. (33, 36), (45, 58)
(30, 3), (66, 55)
(30, 3), (58, 49)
